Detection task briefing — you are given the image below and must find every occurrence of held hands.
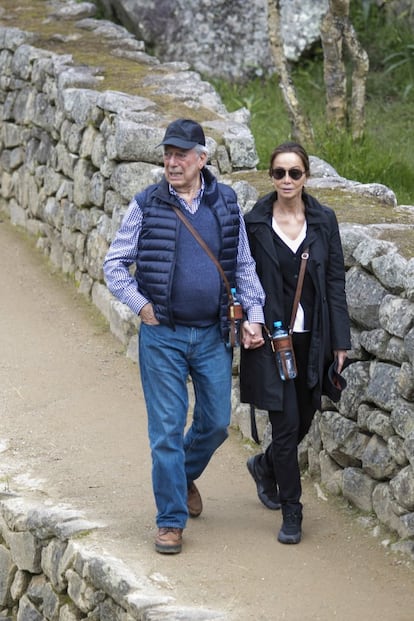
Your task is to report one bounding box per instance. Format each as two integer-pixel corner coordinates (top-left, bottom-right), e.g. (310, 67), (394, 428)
(139, 307), (265, 346)
(241, 321), (265, 350)
(140, 303), (160, 325)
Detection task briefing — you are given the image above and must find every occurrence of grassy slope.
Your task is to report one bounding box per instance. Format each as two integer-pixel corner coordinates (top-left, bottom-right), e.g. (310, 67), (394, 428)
(212, 4), (414, 206)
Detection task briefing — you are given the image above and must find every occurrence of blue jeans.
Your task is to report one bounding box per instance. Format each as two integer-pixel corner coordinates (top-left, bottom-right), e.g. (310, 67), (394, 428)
(139, 322), (232, 529)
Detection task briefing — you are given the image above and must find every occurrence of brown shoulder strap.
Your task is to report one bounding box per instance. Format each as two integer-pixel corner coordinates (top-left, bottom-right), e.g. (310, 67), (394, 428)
(289, 248), (309, 335)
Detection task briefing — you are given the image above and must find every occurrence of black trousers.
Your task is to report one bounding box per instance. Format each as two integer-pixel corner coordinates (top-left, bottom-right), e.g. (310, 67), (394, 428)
(263, 332), (315, 511)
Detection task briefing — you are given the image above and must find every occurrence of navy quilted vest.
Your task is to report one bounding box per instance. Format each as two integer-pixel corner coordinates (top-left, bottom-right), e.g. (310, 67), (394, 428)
(134, 168), (240, 341)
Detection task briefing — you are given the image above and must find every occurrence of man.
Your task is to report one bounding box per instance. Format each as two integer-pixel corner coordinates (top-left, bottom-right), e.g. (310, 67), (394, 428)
(103, 118), (265, 554)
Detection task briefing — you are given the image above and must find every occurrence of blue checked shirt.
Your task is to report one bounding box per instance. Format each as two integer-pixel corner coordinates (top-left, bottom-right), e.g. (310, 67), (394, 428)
(103, 177), (265, 324)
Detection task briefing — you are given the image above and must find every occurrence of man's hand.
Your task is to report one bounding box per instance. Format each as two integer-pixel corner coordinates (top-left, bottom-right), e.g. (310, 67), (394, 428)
(140, 303), (160, 325)
(241, 321), (265, 349)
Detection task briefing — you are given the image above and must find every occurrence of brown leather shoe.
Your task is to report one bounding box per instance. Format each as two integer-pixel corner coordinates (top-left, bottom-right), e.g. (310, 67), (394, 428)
(155, 527), (183, 554)
(187, 482), (203, 518)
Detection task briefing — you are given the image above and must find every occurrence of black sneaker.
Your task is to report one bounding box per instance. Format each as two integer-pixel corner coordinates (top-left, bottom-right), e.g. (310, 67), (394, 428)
(246, 455), (281, 510)
(278, 510), (302, 544)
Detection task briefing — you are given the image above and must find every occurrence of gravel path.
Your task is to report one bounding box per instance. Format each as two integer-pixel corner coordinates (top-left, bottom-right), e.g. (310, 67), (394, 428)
(1, 219), (414, 619)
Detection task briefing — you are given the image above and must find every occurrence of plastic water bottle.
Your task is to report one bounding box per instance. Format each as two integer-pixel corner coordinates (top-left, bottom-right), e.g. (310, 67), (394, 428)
(228, 287), (243, 347)
(271, 321), (297, 380)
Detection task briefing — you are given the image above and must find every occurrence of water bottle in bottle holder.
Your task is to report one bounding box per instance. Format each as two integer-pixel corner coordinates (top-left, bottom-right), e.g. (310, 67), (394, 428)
(270, 248), (308, 380)
(271, 321), (297, 380)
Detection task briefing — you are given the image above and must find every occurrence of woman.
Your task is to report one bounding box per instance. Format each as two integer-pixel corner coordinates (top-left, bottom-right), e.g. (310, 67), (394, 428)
(240, 142), (351, 544)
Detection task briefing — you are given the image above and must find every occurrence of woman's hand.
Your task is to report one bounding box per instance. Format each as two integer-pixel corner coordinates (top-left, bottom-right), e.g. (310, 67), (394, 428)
(241, 321), (265, 349)
(334, 349), (348, 373)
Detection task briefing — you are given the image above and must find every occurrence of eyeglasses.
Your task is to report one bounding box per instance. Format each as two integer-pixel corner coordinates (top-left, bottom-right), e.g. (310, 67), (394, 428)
(270, 167), (305, 181)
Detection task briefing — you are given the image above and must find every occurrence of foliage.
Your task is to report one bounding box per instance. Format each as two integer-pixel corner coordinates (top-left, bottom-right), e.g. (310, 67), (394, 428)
(383, 44), (414, 99)
(352, 0), (414, 100)
(211, 5), (414, 205)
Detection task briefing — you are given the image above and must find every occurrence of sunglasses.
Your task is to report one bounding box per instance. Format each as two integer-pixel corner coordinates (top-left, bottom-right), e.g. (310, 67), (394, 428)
(270, 167), (305, 181)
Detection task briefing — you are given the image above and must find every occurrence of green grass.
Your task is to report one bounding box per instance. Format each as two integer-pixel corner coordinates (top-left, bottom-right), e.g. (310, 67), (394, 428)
(211, 5), (414, 206)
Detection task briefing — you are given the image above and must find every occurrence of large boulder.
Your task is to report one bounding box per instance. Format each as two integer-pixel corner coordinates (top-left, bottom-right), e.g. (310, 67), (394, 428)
(97, 0), (329, 79)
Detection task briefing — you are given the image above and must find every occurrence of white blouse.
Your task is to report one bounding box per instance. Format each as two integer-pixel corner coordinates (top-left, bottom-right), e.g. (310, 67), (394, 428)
(272, 218), (308, 332)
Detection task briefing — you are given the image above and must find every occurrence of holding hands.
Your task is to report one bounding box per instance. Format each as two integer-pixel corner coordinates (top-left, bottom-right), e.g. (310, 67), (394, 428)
(242, 321), (265, 349)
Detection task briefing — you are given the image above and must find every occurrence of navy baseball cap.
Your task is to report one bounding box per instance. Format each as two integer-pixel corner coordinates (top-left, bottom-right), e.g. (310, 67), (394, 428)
(157, 118), (206, 149)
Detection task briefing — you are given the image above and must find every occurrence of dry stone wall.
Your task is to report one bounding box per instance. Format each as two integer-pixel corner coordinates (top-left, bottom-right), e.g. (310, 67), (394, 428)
(0, 496), (224, 620)
(0, 13), (414, 617)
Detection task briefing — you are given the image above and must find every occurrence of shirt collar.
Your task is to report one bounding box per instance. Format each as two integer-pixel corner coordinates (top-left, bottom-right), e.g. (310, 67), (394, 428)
(169, 173), (204, 199)
(169, 173), (205, 212)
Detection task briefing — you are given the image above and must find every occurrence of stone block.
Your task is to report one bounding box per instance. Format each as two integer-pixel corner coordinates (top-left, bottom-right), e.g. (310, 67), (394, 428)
(10, 569), (30, 602)
(390, 399), (414, 439)
(15, 594), (43, 621)
(41, 539), (68, 593)
(353, 238), (396, 271)
(388, 435), (409, 467)
(73, 158), (94, 208)
(320, 411), (369, 468)
(59, 602), (85, 621)
(372, 482), (405, 537)
(403, 431), (414, 467)
(8, 531), (42, 573)
(389, 465), (414, 511)
(365, 362), (400, 411)
(66, 568), (104, 614)
(110, 162), (161, 201)
(379, 294), (414, 338)
(337, 361), (370, 420)
(0, 544), (16, 607)
(108, 299), (138, 346)
(91, 282), (113, 323)
(362, 435), (399, 481)
(307, 446), (321, 479)
(346, 266), (388, 329)
(319, 449), (343, 495)
(342, 467), (376, 512)
(397, 363), (414, 401)
(9, 198), (27, 227)
(405, 258), (414, 302)
(399, 512), (414, 537)
(108, 117), (164, 163)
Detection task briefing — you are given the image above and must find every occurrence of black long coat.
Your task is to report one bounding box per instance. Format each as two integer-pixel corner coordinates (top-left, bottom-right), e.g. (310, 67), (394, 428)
(240, 190), (351, 411)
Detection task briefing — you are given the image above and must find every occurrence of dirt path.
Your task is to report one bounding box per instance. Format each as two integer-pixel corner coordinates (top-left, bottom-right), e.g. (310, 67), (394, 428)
(1, 219), (414, 620)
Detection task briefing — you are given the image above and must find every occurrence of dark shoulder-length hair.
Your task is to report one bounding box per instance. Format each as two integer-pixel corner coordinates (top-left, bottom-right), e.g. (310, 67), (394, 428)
(268, 141), (310, 178)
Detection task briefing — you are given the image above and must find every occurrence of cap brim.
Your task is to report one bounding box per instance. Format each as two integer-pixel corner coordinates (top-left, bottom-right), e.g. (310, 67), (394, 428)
(156, 138), (199, 149)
